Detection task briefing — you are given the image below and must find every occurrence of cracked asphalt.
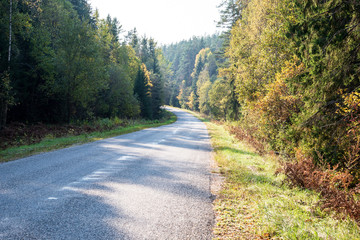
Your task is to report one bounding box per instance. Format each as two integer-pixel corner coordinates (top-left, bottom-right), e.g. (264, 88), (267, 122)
(0, 107), (214, 239)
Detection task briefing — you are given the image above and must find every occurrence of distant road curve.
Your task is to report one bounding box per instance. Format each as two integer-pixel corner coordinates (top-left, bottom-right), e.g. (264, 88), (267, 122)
(0, 107), (214, 239)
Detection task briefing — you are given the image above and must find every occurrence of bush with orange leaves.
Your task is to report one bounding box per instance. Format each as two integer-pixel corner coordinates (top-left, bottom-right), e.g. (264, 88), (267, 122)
(284, 149), (360, 222)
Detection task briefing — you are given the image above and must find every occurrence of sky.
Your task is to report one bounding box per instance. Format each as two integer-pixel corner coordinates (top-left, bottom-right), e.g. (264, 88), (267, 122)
(88, 0), (222, 45)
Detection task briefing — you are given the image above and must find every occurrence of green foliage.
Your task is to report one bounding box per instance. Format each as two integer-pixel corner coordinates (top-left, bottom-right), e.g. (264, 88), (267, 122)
(162, 35), (223, 108)
(0, 71), (13, 129)
(126, 33), (166, 119)
(198, 80), (212, 115)
(0, 0), (166, 127)
(208, 78), (231, 119)
(216, 0), (360, 190)
(217, 0), (246, 30)
(134, 64), (153, 119)
(99, 63), (140, 118)
(176, 80), (188, 109)
(284, 0), (360, 163)
(54, 13), (107, 121)
(217, 0), (248, 59)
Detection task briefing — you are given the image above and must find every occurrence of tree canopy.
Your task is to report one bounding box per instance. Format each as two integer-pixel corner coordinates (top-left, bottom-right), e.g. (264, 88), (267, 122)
(0, 0), (167, 129)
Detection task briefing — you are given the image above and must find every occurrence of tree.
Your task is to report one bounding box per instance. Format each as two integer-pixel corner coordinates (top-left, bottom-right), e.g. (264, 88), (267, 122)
(126, 28), (139, 51)
(0, 0), (167, 129)
(134, 64), (153, 119)
(104, 64), (140, 118)
(217, 0), (246, 30)
(0, 0), (13, 129)
(216, 0), (248, 59)
(106, 16), (122, 43)
(162, 35), (222, 108)
(0, 0), (37, 127)
(209, 78), (231, 119)
(0, 72), (11, 129)
(198, 80), (212, 115)
(149, 40), (164, 118)
(69, 0), (94, 24)
(0, 0), (11, 129)
(177, 80), (188, 109)
(284, 0), (360, 161)
(94, 16), (140, 119)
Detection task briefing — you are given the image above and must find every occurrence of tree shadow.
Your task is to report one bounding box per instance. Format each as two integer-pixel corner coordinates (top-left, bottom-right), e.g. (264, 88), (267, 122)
(0, 107), (215, 239)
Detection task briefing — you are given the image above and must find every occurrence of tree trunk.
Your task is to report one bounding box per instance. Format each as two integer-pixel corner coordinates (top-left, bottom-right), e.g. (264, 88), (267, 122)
(1, 0), (13, 130)
(8, 0), (12, 64)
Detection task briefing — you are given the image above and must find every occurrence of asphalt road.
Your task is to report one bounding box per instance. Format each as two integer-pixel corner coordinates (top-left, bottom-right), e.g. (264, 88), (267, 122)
(0, 107), (214, 240)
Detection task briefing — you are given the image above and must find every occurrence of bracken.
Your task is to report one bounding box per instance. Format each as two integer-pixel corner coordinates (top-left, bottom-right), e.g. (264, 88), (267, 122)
(284, 149), (360, 223)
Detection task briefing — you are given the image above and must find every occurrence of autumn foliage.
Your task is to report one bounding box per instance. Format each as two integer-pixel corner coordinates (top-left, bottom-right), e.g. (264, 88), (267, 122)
(284, 149), (360, 222)
(215, 0), (360, 222)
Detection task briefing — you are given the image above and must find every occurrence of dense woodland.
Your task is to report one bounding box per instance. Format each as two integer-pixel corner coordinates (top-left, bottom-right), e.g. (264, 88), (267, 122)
(165, 0), (360, 178)
(162, 35), (224, 111)
(0, 0), (166, 129)
(163, 0), (360, 220)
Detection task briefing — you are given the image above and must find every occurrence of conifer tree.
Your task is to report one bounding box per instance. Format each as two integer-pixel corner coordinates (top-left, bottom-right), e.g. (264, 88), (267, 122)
(134, 64), (153, 119)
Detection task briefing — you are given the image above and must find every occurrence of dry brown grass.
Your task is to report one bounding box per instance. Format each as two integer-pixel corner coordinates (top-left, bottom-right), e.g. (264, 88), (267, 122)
(284, 149), (360, 223)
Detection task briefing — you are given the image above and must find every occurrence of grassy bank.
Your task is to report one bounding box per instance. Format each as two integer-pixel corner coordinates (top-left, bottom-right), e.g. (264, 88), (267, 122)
(191, 112), (360, 239)
(0, 111), (177, 163)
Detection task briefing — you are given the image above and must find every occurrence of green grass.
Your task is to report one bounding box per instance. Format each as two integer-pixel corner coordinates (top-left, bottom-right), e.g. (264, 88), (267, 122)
(0, 112), (177, 163)
(190, 111), (360, 239)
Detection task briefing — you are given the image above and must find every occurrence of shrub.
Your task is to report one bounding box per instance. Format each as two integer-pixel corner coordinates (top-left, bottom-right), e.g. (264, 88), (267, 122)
(336, 89), (360, 181)
(284, 149), (360, 223)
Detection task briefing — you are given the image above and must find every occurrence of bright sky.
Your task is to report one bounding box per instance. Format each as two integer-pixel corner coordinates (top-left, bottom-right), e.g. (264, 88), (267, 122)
(88, 0), (222, 45)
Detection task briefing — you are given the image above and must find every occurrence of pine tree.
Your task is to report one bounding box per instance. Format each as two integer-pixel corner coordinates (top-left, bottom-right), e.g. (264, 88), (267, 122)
(134, 64), (153, 119)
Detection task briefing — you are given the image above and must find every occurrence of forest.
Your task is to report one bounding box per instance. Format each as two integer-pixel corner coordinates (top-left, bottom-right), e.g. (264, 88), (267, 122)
(0, 0), (166, 130)
(163, 0), (360, 222)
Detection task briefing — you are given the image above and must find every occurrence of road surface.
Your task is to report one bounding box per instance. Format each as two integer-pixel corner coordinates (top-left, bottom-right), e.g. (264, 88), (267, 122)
(0, 107), (214, 239)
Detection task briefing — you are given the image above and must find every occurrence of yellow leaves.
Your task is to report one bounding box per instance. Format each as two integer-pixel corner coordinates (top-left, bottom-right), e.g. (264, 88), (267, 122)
(246, 0), (270, 36)
(176, 80), (189, 109)
(276, 57), (305, 82)
(336, 89), (360, 116)
(186, 91), (196, 110)
(176, 89), (183, 101)
(224, 0), (298, 106)
(238, 58), (305, 144)
(140, 63), (152, 88)
(257, 77), (299, 126)
(255, 58), (304, 125)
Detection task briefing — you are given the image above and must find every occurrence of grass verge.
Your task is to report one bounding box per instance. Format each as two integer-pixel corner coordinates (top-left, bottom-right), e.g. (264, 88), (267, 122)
(191, 112), (360, 239)
(0, 111), (177, 163)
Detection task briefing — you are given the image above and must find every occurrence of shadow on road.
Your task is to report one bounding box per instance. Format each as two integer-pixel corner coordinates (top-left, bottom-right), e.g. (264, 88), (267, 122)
(0, 107), (214, 239)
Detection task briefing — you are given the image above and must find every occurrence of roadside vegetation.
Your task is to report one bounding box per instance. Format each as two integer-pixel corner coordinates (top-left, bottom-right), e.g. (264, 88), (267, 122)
(0, 110), (176, 163)
(163, 0), (360, 232)
(192, 112), (360, 239)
